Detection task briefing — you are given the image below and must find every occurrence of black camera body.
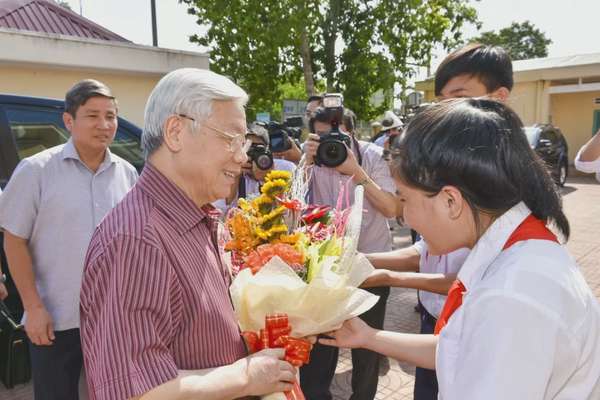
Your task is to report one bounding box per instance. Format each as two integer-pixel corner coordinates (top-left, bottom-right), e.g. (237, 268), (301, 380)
(246, 143), (274, 170)
(315, 132), (351, 167)
(268, 122), (292, 153)
(268, 117), (303, 153)
(313, 93), (350, 168)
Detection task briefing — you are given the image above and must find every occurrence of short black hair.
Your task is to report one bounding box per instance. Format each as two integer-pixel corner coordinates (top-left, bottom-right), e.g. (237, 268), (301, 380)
(434, 43), (514, 96)
(391, 98), (569, 239)
(65, 79), (115, 117)
(307, 95), (323, 104)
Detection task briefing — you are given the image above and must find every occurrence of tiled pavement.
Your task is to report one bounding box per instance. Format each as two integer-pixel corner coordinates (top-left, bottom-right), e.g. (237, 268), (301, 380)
(2, 176), (599, 400)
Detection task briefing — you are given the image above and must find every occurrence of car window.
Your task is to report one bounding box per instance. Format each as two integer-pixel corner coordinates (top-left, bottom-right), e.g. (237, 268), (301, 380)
(523, 127), (541, 147)
(540, 129), (558, 143)
(4, 104), (143, 170)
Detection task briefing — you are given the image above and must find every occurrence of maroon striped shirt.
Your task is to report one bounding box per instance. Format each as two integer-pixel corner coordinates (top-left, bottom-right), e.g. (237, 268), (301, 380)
(80, 163), (247, 400)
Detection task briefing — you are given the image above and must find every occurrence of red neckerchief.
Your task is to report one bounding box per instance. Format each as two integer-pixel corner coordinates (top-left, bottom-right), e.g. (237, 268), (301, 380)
(434, 215), (558, 335)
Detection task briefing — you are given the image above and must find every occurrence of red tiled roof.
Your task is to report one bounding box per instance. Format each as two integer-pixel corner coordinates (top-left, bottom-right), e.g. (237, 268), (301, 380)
(0, 0), (130, 42)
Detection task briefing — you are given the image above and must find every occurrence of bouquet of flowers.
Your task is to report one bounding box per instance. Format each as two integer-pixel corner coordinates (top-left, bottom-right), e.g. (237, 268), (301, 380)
(226, 169), (378, 338)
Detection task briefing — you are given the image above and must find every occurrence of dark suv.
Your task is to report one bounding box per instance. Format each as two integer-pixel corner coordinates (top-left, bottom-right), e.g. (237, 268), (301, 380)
(0, 94), (144, 317)
(524, 124), (569, 187)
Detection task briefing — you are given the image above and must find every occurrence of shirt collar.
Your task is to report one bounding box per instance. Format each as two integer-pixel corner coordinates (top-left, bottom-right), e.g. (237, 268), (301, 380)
(457, 202), (531, 290)
(137, 162), (219, 234)
(61, 138), (116, 171)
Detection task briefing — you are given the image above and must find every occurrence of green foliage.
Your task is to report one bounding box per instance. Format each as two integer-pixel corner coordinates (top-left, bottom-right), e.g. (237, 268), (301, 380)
(55, 0), (72, 10)
(470, 21), (552, 61)
(181, 0), (479, 121)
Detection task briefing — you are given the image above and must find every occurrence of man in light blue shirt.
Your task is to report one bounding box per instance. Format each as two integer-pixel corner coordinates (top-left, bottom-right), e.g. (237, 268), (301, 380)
(0, 80), (137, 400)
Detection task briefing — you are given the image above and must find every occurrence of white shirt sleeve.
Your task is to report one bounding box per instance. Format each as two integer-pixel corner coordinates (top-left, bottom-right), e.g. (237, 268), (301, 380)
(574, 147), (600, 182)
(439, 290), (565, 400)
(0, 159), (41, 239)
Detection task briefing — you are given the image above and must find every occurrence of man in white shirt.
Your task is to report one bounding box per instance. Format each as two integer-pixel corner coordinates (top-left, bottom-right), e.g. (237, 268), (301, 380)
(574, 129), (600, 182)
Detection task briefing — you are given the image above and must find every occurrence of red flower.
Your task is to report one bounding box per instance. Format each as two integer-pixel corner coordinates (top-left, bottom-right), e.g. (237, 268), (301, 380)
(302, 205), (331, 225)
(277, 196), (304, 211)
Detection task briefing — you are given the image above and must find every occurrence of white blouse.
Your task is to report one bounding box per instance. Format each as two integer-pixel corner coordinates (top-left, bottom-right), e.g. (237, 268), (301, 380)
(436, 202), (600, 399)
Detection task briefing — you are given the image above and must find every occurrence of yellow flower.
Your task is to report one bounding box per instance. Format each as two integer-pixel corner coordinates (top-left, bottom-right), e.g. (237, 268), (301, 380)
(255, 226), (271, 240)
(277, 233), (301, 246)
(252, 194), (274, 215)
(238, 198), (253, 214)
(266, 170), (292, 182)
(261, 179), (289, 197)
(258, 206), (287, 226)
(268, 224), (288, 236)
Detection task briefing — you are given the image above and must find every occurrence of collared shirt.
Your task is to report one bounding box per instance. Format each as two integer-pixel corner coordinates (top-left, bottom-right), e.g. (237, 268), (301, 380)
(0, 139), (137, 330)
(213, 158), (296, 215)
(413, 240), (469, 319)
(574, 147), (600, 182)
(310, 139), (395, 253)
(436, 202), (600, 400)
(80, 163), (247, 400)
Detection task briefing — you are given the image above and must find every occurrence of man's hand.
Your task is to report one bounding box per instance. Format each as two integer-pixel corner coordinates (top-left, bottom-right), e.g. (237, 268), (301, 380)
(273, 140), (302, 164)
(335, 143), (361, 176)
(25, 305), (55, 346)
(303, 134), (320, 165)
(319, 318), (375, 349)
(0, 282), (7, 300)
(237, 348), (297, 396)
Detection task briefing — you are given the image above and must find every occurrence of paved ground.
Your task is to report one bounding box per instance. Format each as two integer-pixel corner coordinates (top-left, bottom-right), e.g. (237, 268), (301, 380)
(2, 176), (599, 399)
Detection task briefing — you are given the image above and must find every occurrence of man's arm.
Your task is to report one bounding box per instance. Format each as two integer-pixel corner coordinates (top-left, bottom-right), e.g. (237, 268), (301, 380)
(352, 168), (398, 218)
(577, 129), (600, 162)
(130, 349), (296, 400)
(4, 231), (54, 345)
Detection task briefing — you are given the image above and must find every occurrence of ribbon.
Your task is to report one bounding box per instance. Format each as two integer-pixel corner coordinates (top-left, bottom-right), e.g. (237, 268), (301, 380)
(242, 314), (312, 400)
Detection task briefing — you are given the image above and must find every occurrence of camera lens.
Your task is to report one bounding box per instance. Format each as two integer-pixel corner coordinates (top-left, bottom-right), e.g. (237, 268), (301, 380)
(255, 153), (274, 170)
(317, 141), (348, 167)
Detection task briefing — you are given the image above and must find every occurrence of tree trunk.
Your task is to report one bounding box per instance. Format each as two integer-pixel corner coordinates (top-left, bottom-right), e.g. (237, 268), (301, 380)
(323, 0), (341, 92)
(300, 28), (316, 96)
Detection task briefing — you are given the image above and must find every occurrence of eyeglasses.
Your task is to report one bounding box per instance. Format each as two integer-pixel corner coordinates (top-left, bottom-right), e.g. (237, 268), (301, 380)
(177, 114), (251, 154)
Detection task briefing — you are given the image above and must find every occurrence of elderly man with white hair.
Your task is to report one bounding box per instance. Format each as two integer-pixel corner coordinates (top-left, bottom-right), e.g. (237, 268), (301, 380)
(79, 68), (297, 400)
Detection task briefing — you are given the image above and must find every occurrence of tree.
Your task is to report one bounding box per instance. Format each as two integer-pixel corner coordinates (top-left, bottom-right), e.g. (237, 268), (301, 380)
(470, 21), (552, 61)
(181, 0), (479, 121)
(55, 0), (72, 10)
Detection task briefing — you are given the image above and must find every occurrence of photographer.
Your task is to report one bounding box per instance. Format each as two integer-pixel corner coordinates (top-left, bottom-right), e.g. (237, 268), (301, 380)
(300, 97), (398, 400)
(214, 122), (296, 215)
(270, 119), (303, 164)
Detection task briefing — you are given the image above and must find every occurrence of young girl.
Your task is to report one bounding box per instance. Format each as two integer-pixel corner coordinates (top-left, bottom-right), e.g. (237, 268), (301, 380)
(322, 98), (600, 399)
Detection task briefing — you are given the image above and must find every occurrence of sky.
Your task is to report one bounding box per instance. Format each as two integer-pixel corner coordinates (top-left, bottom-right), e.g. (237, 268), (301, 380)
(62, 0), (599, 80)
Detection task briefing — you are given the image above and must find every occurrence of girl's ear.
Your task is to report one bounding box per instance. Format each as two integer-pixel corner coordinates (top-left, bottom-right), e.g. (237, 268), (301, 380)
(439, 185), (465, 220)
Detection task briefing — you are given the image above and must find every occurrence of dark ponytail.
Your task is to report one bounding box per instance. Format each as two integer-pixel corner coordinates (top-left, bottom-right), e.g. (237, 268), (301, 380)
(391, 98), (570, 240)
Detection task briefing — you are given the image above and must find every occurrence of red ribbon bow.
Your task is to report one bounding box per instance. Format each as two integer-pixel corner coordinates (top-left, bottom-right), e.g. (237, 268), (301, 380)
(242, 314), (312, 400)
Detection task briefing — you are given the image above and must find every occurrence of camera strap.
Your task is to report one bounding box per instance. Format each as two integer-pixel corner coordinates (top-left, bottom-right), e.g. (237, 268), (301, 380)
(351, 135), (363, 167)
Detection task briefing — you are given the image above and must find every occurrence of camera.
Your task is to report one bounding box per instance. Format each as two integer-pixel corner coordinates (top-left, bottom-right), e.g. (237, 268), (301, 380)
(246, 143), (274, 170)
(268, 118), (303, 153)
(313, 93), (351, 168)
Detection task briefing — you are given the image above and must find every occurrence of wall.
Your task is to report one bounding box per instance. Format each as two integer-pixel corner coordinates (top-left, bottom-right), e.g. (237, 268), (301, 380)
(0, 65), (160, 126)
(551, 90), (600, 162)
(508, 81), (539, 126)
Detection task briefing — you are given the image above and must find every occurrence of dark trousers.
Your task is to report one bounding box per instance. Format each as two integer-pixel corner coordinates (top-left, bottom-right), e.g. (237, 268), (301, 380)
(414, 307), (438, 400)
(301, 286), (390, 400)
(29, 328), (83, 400)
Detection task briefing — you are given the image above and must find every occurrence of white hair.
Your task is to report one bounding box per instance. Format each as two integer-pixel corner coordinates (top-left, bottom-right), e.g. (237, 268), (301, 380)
(142, 68), (248, 158)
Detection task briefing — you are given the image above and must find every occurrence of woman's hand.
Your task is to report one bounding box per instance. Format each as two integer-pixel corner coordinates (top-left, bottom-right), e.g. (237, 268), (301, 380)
(319, 318), (376, 349)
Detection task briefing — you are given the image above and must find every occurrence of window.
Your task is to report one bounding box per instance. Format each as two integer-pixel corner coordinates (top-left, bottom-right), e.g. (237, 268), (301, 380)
(4, 104), (144, 170)
(540, 129), (558, 143)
